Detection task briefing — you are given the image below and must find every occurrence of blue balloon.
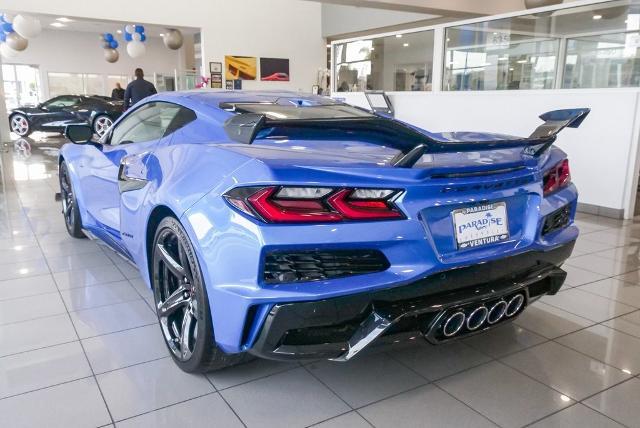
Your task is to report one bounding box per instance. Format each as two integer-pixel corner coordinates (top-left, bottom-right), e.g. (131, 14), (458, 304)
(110, 40), (118, 49)
(134, 25), (144, 33)
(0, 15), (5, 23)
(2, 22), (13, 33)
(140, 33), (146, 42)
(104, 33), (113, 42)
(124, 32), (133, 42)
(0, 32), (5, 42)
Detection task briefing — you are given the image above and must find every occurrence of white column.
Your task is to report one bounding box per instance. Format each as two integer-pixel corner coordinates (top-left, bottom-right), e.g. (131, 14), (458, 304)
(431, 27), (445, 92)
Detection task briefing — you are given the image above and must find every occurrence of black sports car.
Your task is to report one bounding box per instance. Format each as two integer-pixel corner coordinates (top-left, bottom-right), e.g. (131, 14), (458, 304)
(9, 95), (124, 138)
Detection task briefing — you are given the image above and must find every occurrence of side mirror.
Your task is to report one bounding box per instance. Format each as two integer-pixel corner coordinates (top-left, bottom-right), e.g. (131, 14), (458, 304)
(65, 124), (93, 144)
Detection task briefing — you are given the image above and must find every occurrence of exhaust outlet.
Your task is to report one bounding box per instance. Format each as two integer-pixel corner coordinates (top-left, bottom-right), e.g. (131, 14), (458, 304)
(442, 311), (465, 337)
(487, 301), (507, 324)
(466, 306), (488, 331)
(505, 294), (525, 317)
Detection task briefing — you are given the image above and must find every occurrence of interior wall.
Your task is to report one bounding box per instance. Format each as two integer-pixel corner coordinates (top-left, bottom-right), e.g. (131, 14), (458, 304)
(333, 89), (640, 219)
(0, 0), (326, 92)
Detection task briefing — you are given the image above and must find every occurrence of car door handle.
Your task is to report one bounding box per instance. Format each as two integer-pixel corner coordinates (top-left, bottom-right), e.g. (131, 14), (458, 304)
(118, 154), (148, 193)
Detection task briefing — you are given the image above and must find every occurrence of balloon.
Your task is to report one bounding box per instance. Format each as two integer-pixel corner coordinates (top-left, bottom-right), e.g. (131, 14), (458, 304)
(0, 15), (5, 23)
(104, 33), (113, 42)
(2, 22), (13, 33)
(6, 32), (27, 51)
(163, 29), (183, 50)
(101, 41), (111, 49)
(132, 32), (141, 42)
(104, 48), (119, 63)
(0, 43), (18, 58)
(3, 13), (14, 23)
(126, 40), (145, 58)
(124, 32), (132, 42)
(140, 33), (146, 42)
(134, 25), (144, 33)
(13, 14), (41, 39)
(125, 24), (134, 34)
(110, 40), (118, 49)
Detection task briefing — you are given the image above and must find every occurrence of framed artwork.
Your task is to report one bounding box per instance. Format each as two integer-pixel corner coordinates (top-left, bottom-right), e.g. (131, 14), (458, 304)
(233, 79), (242, 90)
(225, 80), (234, 90)
(260, 57), (290, 81)
(209, 62), (222, 73)
(224, 55), (257, 80)
(210, 73), (222, 88)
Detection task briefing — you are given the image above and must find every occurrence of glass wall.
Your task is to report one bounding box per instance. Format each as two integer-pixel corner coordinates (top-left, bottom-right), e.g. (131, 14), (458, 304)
(334, 30), (434, 92)
(2, 64), (40, 110)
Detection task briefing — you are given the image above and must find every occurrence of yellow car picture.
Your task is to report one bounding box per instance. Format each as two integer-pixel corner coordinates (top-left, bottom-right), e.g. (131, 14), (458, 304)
(225, 56), (257, 80)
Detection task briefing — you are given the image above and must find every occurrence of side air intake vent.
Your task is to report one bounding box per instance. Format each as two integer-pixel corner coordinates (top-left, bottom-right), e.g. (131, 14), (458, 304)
(264, 249), (390, 284)
(542, 204), (571, 235)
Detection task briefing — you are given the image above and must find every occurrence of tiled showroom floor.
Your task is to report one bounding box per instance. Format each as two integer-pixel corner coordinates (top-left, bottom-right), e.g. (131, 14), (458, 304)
(1, 135), (640, 428)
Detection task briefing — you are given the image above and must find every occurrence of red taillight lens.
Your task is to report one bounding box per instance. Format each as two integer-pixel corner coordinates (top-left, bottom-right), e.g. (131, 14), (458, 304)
(224, 186), (403, 223)
(543, 159), (571, 196)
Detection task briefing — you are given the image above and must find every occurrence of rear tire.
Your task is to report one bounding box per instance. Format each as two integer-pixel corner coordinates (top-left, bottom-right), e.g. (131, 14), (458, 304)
(152, 216), (251, 372)
(59, 161), (85, 239)
(10, 114), (31, 137)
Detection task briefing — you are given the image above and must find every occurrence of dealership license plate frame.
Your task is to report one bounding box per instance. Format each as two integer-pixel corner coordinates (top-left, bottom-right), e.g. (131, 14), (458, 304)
(452, 202), (509, 249)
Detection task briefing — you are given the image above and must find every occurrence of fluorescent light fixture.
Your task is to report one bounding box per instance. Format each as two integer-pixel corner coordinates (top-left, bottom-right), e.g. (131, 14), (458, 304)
(403, 43), (409, 47)
(509, 67), (514, 71)
(56, 17), (73, 22)
(517, 59), (527, 63)
(395, 34), (402, 38)
(498, 56), (508, 61)
(117, 29), (122, 34)
(50, 22), (66, 28)
(593, 14), (602, 20)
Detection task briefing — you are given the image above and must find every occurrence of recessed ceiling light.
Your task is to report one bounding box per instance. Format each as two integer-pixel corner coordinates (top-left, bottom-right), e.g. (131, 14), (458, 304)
(493, 32), (498, 35)
(50, 22), (66, 28)
(593, 14), (602, 20)
(160, 33), (165, 37)
(117, 29), (122, 34)
(395, 34), (402, 38)
(403, 43), (409, 47)
(56, 17), (73, 22)
(446, 38), (450, 42)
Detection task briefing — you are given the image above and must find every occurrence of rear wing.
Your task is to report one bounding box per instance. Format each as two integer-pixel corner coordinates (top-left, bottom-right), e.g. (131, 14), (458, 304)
(223, 107), (590, 167)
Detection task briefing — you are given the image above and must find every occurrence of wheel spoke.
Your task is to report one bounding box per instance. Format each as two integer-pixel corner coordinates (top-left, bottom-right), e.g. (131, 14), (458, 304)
(156, 243), (186, 278)
(157, 285), (188, 317)
(177, 243), (193, 284)
(179, 308), (194, 358)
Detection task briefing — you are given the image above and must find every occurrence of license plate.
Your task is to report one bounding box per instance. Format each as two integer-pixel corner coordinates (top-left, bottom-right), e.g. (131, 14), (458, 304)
(452, 202), (509, 249)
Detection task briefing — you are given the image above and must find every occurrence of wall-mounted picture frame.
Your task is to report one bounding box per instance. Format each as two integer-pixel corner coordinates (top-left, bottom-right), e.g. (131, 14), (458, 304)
(225, 56), (257, 80)
(209, 62), (222, 73)
(225, 80), (234, 90)
(210, 73), (222, 88)
(260, 57), (290, 81)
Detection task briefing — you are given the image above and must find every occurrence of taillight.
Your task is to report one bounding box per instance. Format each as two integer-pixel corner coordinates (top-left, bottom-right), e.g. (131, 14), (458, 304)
(224, 186), (403, 223)
(543, 159), (571, 196)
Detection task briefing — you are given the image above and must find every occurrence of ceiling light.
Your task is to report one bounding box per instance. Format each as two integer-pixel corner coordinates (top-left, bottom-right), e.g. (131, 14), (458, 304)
(56, 17), (73, 22)
(517, 59), (527, 63)
(403, 43), (409, 47)
(370, 47), (375, 51)
(50, 22), (66, 28)
(593, 14), (602, 20)
(325, 44), (330, 48)
(493, 32), (498, 35)
(498, 56), (508, 61)
(160, 33), (165, 37)
(560, 395), (571, 402)
(395, 34), (402, 38)
(117, 29), (122, 34)
(509, 67), (514, 71)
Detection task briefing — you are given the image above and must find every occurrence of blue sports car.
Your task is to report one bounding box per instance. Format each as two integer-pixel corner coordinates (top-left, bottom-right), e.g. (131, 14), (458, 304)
(59, 90), (587, 372)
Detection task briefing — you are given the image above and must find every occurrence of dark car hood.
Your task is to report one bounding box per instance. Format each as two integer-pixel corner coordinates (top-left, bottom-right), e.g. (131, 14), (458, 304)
(11, 106), (42, 114)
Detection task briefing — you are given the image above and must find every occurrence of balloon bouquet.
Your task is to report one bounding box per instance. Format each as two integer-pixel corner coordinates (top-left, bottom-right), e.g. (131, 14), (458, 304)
(100, 32), (119, 63)
(0, 13), (41, 58)
(124, 24), (146, 58)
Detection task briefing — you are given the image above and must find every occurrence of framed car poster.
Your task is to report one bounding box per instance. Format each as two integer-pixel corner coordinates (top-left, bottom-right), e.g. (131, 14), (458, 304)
(260, 58), (290, 81)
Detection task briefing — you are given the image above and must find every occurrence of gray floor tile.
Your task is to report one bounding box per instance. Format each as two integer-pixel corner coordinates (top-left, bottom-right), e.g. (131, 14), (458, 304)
(0, 258), (50, 281)
(614, 268), (640, 285)
(581, 229), (640, 247)
(572, 238), (615, 256)
(53, 265), (126, 289)
(602, 310), (640, 338)
(306, 352), (426, 408)
(0, 377), (111, 428)
(0, 314), (77, 357)
(116, 262), (142, 279)
(595, 245), (640, 262)
(0, 292), (66, 325)
(437, 361), (573, 428)
(540, 289), (636, 322)
(501, 341), (630, 400)
(389, 340), (491, 381)
(556, 325), (640, 374)
(97, 357), (214, 421)
(207, 357), (299, 390)
(82, 324), (168, 374)
(579, 278), (640, 308)
(462, 323), (547, 358)
(69, 299), (157, 339)
(0, 341), (92, 398)
(311, 412), (371, 428)
(562, 264), (608, 287)
(566, 254), (640, 277)
(0, 246), (44, 265)
(514, 301), (594, 339)
(0, 274), (58, 300)
(46, 252), (113, 273)
(359, 384), (497, 428)
(60, 280), (141, 311)
(584, 378), (640, 428)
(221, 367), (349, 428)
(529, 403), (625, 428)
(115, 393), (243, 428)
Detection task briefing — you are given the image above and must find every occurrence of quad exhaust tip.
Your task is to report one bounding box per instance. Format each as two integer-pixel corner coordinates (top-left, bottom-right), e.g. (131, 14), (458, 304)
(505, 294), (525, 317)
(466, 306), (488, 331)
(442, 311), (465, 337)
(487, 300), (508, 324)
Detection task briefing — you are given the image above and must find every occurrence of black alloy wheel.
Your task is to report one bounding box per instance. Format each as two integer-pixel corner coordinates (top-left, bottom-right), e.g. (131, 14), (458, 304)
(152, 216), (250, 372)
(59, 161), (85, 238)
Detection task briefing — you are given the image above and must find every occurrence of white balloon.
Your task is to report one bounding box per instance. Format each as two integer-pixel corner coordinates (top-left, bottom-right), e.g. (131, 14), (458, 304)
(13, 14), (41, 39)
(131, 32), (141, 42)
(6, 32), (28, 51)
(126, 40), (146, 58)
(3, 13), (14, 23)
(0, 43), (18, 58)
(125, 24), (134, 34)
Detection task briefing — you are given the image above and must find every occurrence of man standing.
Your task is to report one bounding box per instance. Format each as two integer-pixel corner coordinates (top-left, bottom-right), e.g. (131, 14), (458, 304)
(123, 68), (157, 109)
(111, 82), (124, 100)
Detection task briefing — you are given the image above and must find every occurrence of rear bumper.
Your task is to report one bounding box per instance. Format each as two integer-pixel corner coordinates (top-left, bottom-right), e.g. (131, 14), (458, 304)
(248, 240), (574, 361)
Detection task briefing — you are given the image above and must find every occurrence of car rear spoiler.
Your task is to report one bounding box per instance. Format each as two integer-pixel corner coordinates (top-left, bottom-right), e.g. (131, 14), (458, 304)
(223, 107), (590, 167)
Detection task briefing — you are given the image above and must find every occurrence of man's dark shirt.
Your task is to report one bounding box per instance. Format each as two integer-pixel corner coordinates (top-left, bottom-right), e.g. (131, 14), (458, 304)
(123, 78), (157, 109)
(111, 87), (125, 100)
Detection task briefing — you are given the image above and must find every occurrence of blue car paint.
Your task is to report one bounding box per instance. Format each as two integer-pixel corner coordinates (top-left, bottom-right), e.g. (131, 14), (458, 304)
(59, 90), (579, 354)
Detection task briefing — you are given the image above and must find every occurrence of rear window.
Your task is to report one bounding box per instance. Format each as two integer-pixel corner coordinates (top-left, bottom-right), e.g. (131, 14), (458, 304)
(232, 104), (373, 120)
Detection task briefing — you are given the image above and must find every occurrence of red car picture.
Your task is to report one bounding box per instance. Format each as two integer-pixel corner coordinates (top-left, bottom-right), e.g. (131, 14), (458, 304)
(260, 58), (290, 81)
(262, 72), (290, 81)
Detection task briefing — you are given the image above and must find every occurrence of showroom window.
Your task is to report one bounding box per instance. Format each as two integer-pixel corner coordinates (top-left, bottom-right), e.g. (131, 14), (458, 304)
(47, 72), (106, 97)
(334, 30), (435, 92)
(2, 64), (40, 110)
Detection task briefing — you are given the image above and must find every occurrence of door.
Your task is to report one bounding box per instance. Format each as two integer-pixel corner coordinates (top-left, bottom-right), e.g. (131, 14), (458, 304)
(79, 101), (187, 254)
(34, 95), (82, 130)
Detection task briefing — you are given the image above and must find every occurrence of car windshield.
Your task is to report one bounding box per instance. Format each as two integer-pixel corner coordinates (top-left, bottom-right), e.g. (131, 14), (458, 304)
(231, 104), (374, 120)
